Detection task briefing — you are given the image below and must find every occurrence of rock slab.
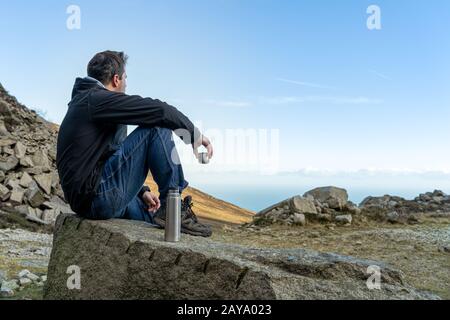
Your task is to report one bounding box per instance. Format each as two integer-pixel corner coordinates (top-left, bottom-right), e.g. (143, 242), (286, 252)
(43, 214), (439, 300)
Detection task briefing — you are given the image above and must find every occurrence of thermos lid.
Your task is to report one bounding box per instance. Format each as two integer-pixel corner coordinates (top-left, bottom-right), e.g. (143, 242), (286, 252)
(168, 189), (180, 195)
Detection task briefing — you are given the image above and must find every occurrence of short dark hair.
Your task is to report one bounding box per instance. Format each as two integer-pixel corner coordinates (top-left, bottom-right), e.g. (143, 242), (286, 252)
(87, 50), (128, 85)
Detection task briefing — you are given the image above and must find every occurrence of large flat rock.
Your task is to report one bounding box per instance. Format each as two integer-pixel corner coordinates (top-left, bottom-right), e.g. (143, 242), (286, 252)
(43, 214), (439, 300)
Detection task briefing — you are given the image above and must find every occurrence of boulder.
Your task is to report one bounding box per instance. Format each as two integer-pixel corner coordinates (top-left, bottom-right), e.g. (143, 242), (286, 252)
(290, 196), (317, 214)
(304, 187), (348, 210)
(0, 156), (19, 172)
(44, 214), (440, 300)
(334, 214), (352, 225)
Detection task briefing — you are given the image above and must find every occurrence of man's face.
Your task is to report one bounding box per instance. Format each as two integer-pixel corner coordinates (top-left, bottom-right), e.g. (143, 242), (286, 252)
(108, 70), (127, 93)
(118, 71), (127, 93)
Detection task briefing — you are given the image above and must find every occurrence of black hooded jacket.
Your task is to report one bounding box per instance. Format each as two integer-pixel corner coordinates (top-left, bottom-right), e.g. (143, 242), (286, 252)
(56, 77), (200, 214)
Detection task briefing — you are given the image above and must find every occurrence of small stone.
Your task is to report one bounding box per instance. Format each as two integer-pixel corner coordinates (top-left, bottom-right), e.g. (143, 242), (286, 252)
(26, 272), (40, 282)
(6, 178), (20, 189)
(388, 201), (398, 207)
(34, 174), (53, 195)
(14, 141), (27, 159)
(41, 275), (47, 282)
(0, 139), (16, 147)
(0, 270), (7, 283)
(0, 121), (10, 136)
(1, 280), (19, 297)
(41, 208), (60, 222)
(19, 278), (32, 286)
(438, 246), (449, 254)
(18, 269), (30, 278)
(3, 146), (14, 155)
(292, 213), (306, 226)
(0, 170), (5, 183)
(25, 185), (45, 208)
(19, 172), (33, 188)
(316, 213), (333, 222)
(387, 211), (400, 223)
(0, 183), (10, 201)
(0, 156), (19, 172)
(9, 188), (25, 205)
(0, 287), (14, 297)
(32, 149), (50, 168)
(2, 279), (19, 291)
(287, 256), (296, 262)
(335, 214), (352, 225)
(310, 231), (320, 238)
(20, 156), (34, 168)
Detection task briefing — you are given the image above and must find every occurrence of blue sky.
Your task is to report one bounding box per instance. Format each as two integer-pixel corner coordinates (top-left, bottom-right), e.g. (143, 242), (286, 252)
(1, 0), (449, 208)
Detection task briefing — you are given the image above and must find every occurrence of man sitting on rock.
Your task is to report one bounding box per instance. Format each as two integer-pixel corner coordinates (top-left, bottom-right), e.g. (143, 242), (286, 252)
(56, 50), (213, 237)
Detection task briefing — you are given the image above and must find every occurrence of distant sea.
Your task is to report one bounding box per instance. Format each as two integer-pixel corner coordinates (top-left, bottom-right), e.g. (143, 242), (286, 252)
(185, 170), (450, 212)
(193, 184), (446, 212)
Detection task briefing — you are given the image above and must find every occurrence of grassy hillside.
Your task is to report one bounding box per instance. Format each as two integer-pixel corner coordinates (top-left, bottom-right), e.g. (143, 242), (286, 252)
(145, 177), (255, 226)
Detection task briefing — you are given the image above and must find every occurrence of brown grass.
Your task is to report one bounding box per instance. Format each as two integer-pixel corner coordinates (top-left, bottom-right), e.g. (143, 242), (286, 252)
(145, 177), (255, 225)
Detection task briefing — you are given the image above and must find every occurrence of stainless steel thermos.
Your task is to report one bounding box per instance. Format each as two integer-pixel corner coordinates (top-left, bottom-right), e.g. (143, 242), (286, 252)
(165, 189), (181, 242)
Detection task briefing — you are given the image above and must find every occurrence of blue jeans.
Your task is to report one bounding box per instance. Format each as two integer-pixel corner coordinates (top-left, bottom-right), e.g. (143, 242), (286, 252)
(85, 127), (189, 224)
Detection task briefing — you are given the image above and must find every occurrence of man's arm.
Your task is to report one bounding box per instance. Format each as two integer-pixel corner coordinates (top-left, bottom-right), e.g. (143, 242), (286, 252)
(88, 89), (201, 145)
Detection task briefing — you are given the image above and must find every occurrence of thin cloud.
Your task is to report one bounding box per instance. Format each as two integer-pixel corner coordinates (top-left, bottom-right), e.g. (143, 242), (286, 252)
(368, 69), (391, 80)
(276, 78), (336, 90)
(203, 99), (252, 108)
(261, 96), (383, 105)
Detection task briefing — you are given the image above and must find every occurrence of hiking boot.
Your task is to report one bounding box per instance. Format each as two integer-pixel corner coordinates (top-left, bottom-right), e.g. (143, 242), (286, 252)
(153, 195), (212, 237)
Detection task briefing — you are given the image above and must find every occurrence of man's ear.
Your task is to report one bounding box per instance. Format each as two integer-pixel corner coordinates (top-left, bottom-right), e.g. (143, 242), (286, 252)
(112, 74), (120, 88)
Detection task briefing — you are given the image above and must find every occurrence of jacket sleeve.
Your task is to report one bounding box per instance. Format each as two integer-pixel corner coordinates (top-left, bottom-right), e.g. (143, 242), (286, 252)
(87, 89), (201, 145)
(138, 185), (151, 200)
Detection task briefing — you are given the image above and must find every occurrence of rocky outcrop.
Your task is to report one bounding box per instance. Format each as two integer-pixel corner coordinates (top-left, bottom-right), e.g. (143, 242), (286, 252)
(249, 186), (360, 227)
(43, 213), (439, 300)
(359, 190), (450, 224)
(0, 83), (72, 226)
(248, 186), (450, 227)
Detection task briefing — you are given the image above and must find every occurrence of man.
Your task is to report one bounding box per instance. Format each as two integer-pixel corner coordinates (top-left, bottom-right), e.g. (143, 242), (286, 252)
(56, 50), (214, 237)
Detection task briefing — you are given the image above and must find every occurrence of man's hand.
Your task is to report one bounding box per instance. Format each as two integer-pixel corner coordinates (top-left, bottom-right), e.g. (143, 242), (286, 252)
(142, 191), (161, 213)
(193, 135), (214, 160)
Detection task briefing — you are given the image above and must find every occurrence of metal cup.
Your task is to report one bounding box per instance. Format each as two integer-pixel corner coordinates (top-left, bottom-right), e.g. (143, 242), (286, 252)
(198, 152), (209, 164)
